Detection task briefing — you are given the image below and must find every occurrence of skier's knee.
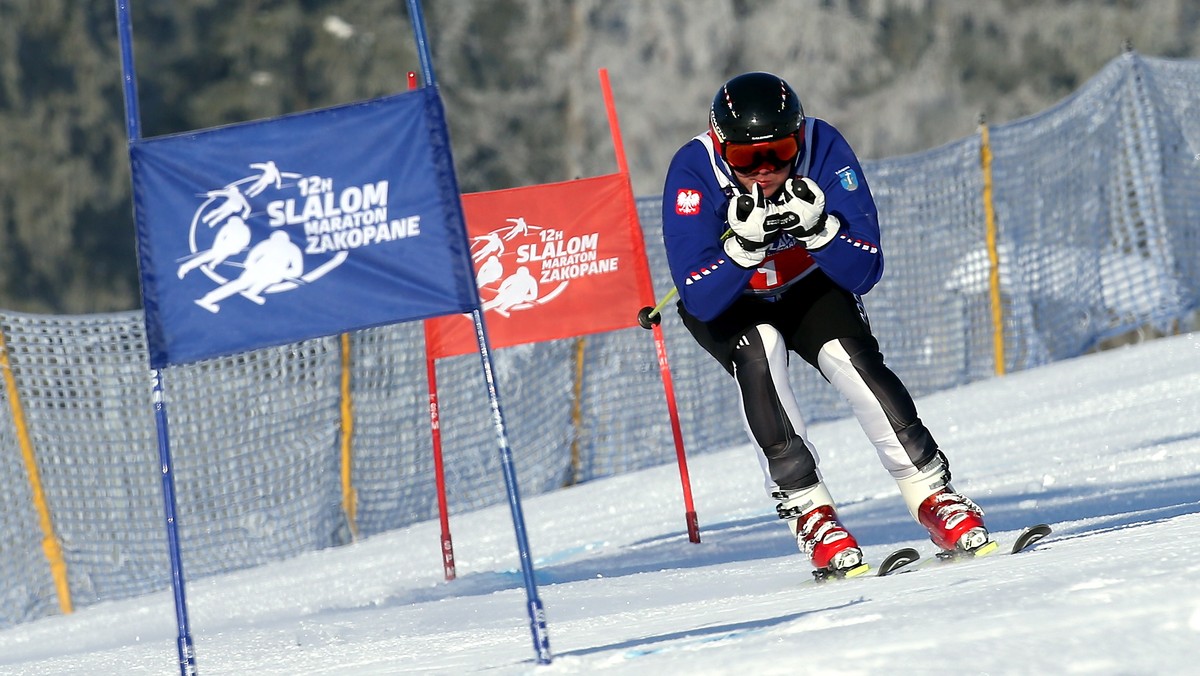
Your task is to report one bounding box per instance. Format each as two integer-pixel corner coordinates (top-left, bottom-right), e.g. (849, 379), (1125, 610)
(732, 325), (787, 371)
(730, 325), (816, 491)
(817, 336), (880, 370)
(733, 325), (797, 451)
(764, 438), (819, 491)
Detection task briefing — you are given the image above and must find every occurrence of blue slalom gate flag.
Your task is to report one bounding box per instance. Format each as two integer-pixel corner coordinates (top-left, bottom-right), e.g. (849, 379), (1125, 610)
(130, 87), (479, 368)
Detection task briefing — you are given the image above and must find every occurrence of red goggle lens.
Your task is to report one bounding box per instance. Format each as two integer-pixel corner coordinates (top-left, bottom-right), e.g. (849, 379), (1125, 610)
(723, 134), (801, 173)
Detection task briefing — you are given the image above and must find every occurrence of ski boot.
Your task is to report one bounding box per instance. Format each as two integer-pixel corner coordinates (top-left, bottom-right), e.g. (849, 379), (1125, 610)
(777, 484), (867, 579)
(898, 452), (996, 557)
(916, 488), (993, 556)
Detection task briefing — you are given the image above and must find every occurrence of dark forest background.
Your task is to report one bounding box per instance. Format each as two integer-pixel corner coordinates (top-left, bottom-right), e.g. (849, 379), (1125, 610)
(2, 0), (1197, 313)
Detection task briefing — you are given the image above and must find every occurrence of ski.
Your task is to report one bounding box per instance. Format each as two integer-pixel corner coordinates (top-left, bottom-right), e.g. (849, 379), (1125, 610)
(1009, 522), (1053, 554)
(876, 546), (921, 576)
(810, 563), (869, 582)
(810, 547), (922, 582)
(934, 522), (1053, 562)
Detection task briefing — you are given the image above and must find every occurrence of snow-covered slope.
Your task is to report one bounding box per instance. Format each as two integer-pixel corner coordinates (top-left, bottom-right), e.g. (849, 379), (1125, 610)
(2, 333), (1198, 675)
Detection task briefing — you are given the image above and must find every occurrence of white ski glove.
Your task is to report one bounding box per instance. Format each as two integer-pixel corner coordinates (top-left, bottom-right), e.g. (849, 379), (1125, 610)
(772, 176), (840, 250)
(723, 183), (780, 268)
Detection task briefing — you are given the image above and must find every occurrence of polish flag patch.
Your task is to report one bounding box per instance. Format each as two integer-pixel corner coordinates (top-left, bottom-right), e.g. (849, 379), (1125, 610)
(675, 189), (701, 215)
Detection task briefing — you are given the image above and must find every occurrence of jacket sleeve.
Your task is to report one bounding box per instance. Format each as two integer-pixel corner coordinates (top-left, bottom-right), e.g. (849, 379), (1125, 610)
(661, 142), (756, 322)
(805, 122), (885, 295)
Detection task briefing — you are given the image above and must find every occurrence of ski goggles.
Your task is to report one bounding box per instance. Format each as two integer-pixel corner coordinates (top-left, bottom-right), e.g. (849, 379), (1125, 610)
(721, 132), (803, 173)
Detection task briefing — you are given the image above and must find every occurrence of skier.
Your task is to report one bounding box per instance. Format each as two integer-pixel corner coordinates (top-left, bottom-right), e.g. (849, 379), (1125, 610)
(661, 71), (992, 576)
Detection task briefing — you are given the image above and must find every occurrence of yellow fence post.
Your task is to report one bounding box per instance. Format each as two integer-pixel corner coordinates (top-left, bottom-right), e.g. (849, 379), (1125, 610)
(979, 117), (1007, 376)
(0, 326), (73, 614)
(564, 336), (586, 487)
(339, 333), (359, 539)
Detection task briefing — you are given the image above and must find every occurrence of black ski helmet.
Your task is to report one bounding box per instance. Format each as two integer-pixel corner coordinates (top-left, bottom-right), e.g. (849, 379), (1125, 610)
(709, 72), (804, 146)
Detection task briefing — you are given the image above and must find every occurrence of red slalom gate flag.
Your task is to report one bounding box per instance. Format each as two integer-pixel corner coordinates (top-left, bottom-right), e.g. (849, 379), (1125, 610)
(425, 173), (653, 358)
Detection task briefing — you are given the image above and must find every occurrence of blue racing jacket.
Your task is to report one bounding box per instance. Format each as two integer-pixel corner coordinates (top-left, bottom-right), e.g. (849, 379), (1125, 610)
(661, 118), (884, 322)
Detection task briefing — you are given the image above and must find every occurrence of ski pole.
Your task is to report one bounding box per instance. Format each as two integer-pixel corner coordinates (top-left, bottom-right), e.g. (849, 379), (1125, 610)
(637, 228), (734, 329)
(636, 288), (677, 329)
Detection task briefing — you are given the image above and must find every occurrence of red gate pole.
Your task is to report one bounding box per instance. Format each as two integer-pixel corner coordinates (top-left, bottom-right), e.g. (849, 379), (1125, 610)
(598, 68), (700, 543)
(415, 69), (457, 579)
(424, 340), (457, 580)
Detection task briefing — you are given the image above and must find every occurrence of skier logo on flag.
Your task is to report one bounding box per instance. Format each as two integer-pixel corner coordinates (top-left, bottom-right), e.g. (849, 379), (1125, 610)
(425, 173), (644, 359)
(470, 217), (571, 318)
(193, 231), (304, 313)
(177, 161), (412, 313)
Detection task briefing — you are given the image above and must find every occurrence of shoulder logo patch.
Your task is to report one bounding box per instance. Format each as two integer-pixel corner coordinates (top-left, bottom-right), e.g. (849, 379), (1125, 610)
(675, 189), (702, 215)
(836, 166), (859, 192)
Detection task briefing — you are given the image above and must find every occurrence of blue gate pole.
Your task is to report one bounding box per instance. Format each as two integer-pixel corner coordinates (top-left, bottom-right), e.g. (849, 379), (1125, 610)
(114, 2), (198, 674)
(405, 0), (552, 664)
(151, 370), (198, 675)
(469, 310), (553, 663)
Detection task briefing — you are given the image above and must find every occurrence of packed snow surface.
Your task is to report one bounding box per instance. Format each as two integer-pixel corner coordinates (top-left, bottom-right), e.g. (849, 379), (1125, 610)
(2, 332), (1199, 674)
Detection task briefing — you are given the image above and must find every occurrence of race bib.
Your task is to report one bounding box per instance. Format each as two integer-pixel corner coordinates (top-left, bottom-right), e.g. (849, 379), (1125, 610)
(746, 240), (815, 292)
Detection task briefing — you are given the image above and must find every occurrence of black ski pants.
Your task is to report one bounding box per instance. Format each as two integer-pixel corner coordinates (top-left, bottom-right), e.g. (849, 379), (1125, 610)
(679, 270), (939, 493)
